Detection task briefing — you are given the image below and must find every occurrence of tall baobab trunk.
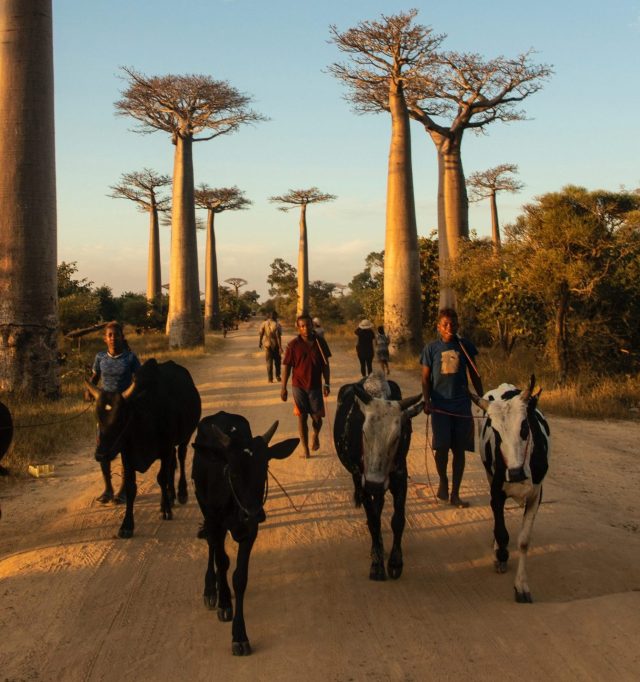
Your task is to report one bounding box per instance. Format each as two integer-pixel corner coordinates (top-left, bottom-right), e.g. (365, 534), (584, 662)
(297, 204), (309, 317)
(436, 149), (455, 309)
(146, 202), (161, 303)
(489, 190), (501, 250)
(166, 136), (204, 347)
(384, 81), (422, 352)
(204, 210), (220, 330)
(0, 0), (59, 397)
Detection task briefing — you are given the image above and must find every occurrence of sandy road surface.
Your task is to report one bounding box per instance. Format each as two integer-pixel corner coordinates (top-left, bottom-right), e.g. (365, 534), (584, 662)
(1, 322), (639, 681)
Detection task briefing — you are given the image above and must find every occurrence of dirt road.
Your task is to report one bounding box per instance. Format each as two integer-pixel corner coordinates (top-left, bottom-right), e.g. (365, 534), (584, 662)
(1, 322), (639, 681)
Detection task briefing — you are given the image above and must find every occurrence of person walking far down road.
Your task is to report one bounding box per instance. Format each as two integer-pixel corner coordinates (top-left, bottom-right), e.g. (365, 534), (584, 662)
(355, 319), (375, 377)
(420, 308), (483, 508)
(312, 317), (325, 339)
(259, 310), (283, 383)
(281, 314), (331, 458)
(375, 325), (390, 376)
(85, 321), (141, 504)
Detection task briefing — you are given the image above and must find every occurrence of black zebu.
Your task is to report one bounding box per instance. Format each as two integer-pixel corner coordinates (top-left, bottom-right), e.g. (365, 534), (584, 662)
(192, 412), (298, 656)
(333, 374), (423, 581)
(471, 376), (551, 602)
(0, 399), (13, 517)
(85, 359), (201, 538)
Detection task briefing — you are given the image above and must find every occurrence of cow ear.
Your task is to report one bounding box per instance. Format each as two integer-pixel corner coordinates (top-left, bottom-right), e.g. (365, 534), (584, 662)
(268, 438), (299, 460)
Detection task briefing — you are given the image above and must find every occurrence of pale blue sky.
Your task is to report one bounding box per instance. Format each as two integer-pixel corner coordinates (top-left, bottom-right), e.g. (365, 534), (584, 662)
(54, 1), (640, 299)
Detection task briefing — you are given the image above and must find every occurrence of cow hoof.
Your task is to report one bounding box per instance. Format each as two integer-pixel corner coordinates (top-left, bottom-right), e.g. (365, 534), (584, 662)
(218, 606), (233, 622)
(203, 593), (217, 610)
(232, 641), (252, 656)
(118, 527), (133, 539)
(177, 492), (188, 505)
(162, 509), (173, 520)
(494, 560), (508, 574)
(113, 492), (126, 505)
(388, 563), (403, 580)
(369, 567), (387, 581)
(515, 589), (533, 603)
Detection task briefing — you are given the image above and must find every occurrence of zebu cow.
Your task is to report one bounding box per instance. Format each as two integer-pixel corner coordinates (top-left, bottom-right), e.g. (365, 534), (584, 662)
(192, 412), (298, 656)
(333, 373), (423, 581)
(85, 359), (201, 538)
(471, 375), (550, 603)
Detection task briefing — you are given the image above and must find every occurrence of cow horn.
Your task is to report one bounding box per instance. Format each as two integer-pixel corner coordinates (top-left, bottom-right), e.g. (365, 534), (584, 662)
(398, 394), (422, 410)
(353, 384), (372, 404)
(261, 420), (279, 444)
(84, 380), (100, 401)
(209, 423), (231, 449)
(121, 381), (136, 401)
(469, 392), (490, 412)
(521, 374), (536, 402)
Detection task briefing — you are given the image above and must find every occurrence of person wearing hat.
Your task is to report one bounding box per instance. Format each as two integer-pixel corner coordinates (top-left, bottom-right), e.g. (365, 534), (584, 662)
(312, 317), (325, 339)
(355, 319), (375, 377)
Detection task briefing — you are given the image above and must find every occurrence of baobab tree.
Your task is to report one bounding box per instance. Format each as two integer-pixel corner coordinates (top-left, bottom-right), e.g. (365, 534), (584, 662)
(115, 68), (265, 348)
(224, 278), (247, 298)
(0, 0), (59, 397)
(194, 185), (251, 330)
(405, 49), (552, 305)
(269, 188), (336, 317)
(467, 163), (523, 250)
(329, 10), (444, 351)
(109, 169), (171, 304)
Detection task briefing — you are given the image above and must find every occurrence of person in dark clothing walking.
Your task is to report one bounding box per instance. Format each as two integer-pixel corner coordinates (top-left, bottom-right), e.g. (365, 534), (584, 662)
(355, 319), (375, 377)
(420, 308), (483, 508)
(258, 310), (283, 383)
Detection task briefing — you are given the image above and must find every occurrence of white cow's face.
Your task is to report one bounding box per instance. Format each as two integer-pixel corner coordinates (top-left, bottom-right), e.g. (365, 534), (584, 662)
(355, 396), (405, 487)
(484, 394), (532, 481)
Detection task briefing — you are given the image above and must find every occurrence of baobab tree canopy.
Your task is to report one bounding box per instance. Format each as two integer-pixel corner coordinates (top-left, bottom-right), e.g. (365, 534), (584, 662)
(269, 188), (336, 210)
(115, 68), (265, 141)
(109, 168), (171, 212)
(467, 164), (524, 202)
(194, 185), (251, 212)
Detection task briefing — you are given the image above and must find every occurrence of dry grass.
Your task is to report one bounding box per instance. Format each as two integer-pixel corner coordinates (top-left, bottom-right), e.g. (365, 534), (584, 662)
(0, 327), (224, 480)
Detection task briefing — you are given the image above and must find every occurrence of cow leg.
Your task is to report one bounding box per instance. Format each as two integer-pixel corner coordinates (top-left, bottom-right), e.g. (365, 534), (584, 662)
(176, 442), (188, 504)
(362, 490), (386, 581)
(167, 447), (177, 506)
(387, 471), (407, 579)
(214, 529), (233, 623)
(157, 453), (174, 520)
(118, 464), (137, 539)
(231, 533), (257, 656)
(490, 484), (509, 573)
(514, 485), (542, 603)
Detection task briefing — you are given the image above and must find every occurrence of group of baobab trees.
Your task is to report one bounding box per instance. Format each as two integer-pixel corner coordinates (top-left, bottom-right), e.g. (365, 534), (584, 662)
(0, 3), (551, 397)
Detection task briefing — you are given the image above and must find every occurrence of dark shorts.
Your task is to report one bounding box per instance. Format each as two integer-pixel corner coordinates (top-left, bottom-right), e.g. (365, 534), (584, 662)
(292, 386), (325, 418)
(431, 407), (475, 452)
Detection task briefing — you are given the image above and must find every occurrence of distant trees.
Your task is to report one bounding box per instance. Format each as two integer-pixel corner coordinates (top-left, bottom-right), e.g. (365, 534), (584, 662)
(330, 10), (441, 351)
(224, 277), (248, 298)
(349, 251), (384, 322)
(195, 185), (251, 330)
(109, 169), (171, 303)
(0, 0), (59, 397)
(115, 68), (264, 348)
(467, 164), (523, 250)
(269, 188), (336, 316)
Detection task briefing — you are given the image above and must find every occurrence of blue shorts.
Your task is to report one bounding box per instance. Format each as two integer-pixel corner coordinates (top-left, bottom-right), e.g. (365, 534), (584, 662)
(431, 406), (475, 452)
(292, 386), (325, 418)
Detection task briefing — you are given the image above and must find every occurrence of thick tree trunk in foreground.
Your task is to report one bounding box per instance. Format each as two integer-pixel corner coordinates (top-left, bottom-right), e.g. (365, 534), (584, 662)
(166, 136), (204, 347)
(204, 210), (221, 330)
(384, 81), (422, 353)
(0, 0), (59, 397)
(297, 204), (309, 317)
(489, 191), (501, 251)
(146, 205), (161, 303)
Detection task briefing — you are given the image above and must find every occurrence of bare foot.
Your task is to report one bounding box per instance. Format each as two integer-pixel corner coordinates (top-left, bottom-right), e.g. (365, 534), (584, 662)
(311, 432), (320, 451)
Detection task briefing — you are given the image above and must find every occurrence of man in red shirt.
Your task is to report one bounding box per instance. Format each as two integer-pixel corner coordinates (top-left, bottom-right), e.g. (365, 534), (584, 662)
(281, 314), (331, 458)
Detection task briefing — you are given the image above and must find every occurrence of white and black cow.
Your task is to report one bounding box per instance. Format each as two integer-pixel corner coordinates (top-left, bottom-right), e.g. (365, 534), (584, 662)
(192, 412), (298, 656)
(471, 375), (550, 603)
(333, 373), (423, 581)
(85, 359), (201, 538)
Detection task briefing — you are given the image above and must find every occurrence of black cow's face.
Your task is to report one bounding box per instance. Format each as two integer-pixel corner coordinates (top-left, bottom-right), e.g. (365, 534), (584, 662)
(93, 391), (130, 462)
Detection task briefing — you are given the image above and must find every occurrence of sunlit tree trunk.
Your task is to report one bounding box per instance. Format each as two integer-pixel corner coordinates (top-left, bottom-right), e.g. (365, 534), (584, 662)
(489, 190), (501, 251)
(0, 0), (59, 397)
(384, 81), (422, 353)
(297, 203), (309, 316)
(204, 210), (221, 330)
(435, 149), (455, 309)
(166, 135), (204, 347)
(146, 202), (161, 303)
